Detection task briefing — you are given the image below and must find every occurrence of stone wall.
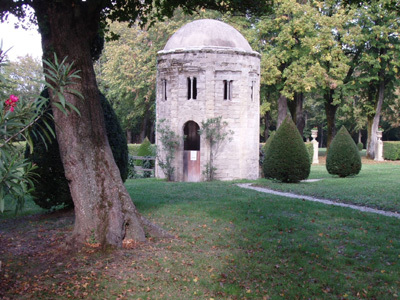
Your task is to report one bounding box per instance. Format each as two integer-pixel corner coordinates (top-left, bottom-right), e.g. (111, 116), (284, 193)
(156, 48), (260, 181)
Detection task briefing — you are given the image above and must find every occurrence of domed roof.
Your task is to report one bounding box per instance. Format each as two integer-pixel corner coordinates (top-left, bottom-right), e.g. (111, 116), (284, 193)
(163, 19), (253, 52)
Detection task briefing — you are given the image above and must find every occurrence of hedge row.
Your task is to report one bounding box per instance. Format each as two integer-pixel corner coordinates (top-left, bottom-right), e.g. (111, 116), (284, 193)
(383, 142), (400, 160)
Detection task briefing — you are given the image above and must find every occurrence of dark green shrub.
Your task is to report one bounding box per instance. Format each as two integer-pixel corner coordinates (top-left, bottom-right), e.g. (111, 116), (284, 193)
(304, 142), (314, 164)
(99, 93), (129, 182)
(263, 117), (310, 183)
(357, 142), (363, 151)
(260, 132), (275, 168)
(326, 126), (361, 177)
(26, 90), (128, 210)
(383, 142), (400, 160)
(263, 132), (276, 156)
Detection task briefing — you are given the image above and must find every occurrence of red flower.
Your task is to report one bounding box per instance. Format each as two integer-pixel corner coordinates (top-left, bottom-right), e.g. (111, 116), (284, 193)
(4, 95), (19, 112)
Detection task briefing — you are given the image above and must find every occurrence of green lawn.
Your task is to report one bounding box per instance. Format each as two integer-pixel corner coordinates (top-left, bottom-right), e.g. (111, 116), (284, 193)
(1, 165), (400, 299)
(257, 162), (400, 212)
(122, 179), (400, 299)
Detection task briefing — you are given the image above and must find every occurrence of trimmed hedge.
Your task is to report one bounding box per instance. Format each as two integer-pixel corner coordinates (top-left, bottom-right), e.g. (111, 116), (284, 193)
(383, 142), (400, 160)
(304, 142), (314, 164)
(326, 126), (361, 177)
(263, 117), (310, 183)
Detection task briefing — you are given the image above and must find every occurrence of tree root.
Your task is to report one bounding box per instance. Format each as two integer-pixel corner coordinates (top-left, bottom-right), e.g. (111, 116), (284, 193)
(138, 215), (174, 239)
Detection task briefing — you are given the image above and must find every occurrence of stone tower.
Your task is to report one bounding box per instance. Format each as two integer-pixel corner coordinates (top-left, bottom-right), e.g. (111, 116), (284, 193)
(156, 19), (260, 181)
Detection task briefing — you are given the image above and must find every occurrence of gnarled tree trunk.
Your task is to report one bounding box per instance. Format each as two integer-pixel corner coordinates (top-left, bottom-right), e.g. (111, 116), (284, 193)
(32, 1), (164, 249)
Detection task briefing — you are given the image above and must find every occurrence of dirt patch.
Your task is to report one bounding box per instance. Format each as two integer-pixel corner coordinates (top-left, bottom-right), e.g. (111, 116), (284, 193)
(0, 210), (173, 299)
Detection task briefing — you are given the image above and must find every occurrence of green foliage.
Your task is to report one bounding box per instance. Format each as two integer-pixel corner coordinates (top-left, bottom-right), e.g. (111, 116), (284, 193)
(357, 142), (364, 151)
(156, 119), (180, 181)
(0, 55), (44, 101)
(263, 117), (310, 183)
(304, 142), (314, 164)
(199, 116), (234, 181)
(0, 50), (55, 214)
(42, 53), (83, 116)
(383, 142), (400, 160)
(326, 126), (362, 177)
(26, 91), (128, 210)
(262, 131), (276, 156)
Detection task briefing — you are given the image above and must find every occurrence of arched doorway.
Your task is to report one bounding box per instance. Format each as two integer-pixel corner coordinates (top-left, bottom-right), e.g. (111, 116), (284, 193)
(183, 121), (200, 182)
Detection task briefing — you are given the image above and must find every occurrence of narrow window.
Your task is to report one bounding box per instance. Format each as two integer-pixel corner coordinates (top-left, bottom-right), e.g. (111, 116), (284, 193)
(162, 79), (167, 101)
(192, 77), (197, 99)
(250, 80), (254, 102)
(223, 80), (228, 100)
(187, 77), (191, 100)
(223, 80), (233, 100)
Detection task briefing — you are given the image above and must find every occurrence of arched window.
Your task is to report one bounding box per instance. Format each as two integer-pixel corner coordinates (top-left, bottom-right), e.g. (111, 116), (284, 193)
(184, 121), (200, 150)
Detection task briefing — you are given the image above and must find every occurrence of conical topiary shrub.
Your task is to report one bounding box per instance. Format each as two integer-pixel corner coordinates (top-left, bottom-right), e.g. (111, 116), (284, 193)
(135, 137), (153, 166)
(263, 116), (310, 183)
(326, 126), (361, 177)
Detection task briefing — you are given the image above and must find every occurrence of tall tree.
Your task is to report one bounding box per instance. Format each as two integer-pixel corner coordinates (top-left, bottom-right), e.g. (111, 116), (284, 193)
(352, 1), (400, 158)
(0, 0), (268, 249)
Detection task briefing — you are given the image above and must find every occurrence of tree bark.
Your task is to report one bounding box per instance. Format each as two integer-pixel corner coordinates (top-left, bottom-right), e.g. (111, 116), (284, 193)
(367, 79), (385, 159)
(264, 111), (271, 141)
(295, 92), (305, 137)
(277, 94), (288, 129)
(324, 90), (338, 149)
(287, 92), (305, 137)
(32, 1), (165, 249)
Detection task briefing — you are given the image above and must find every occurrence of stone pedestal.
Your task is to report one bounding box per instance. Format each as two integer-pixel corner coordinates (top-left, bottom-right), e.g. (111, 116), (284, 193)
(374, 131), (384, 161)
(311, 129), (319, 164)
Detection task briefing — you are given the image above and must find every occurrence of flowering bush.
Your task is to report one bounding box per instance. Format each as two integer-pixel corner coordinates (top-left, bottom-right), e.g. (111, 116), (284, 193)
(5, 95), (18, 112)
(0, 94), (40, 213)
(1, 50), (81, 214)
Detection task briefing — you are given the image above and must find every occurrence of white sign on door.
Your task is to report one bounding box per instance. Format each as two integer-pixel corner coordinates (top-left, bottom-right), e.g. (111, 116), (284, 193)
(190, 151), (197, 161)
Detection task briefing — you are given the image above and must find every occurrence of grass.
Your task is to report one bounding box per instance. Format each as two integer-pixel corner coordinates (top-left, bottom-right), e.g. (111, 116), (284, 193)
(257, 160), (400, 213)
(1, 163), (400, 299)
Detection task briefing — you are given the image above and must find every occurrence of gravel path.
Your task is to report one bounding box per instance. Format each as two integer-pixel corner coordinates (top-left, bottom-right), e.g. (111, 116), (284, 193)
(237, 183), (400, 219)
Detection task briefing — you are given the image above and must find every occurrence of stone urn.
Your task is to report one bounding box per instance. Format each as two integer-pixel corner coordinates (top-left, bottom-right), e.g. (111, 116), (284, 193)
(311, 129), (319, 164)
(311, 129), (318, 140)
(376, 130), (383, 139)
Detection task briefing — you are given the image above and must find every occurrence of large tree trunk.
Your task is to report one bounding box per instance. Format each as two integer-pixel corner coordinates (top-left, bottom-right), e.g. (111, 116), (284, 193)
(32, 1), (164, 249)
(324, 90), (338, 149)
(277, 94), (288, 129)
(367, 79), (385, 159)
(288, 92), (305, 137)
(264, 111), (271, 141)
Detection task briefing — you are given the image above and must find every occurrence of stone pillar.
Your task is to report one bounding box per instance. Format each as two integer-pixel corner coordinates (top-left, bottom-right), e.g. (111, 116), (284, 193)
(374, 131), (384, 161)
(311, 129), (319, 164)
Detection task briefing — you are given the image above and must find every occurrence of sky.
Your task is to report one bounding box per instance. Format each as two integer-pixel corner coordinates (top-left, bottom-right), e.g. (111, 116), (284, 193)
(0, 15), (42, 61)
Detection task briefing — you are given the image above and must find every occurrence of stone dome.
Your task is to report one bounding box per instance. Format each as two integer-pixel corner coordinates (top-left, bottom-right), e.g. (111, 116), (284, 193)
(163, 19), (253, 52)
